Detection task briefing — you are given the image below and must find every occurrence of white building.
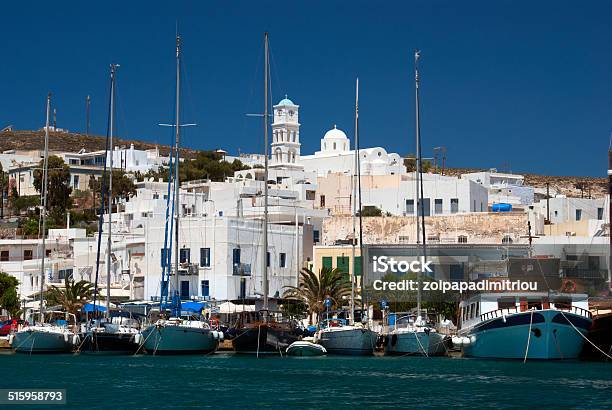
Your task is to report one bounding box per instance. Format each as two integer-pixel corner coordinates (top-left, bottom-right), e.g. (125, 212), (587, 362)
(301, 125), (405, 176)
(316, 172), (489, 216)
(462, 170), (534, 206)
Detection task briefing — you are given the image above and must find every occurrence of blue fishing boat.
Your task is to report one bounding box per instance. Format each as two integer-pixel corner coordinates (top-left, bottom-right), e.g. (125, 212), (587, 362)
(454, 292), (592, 360)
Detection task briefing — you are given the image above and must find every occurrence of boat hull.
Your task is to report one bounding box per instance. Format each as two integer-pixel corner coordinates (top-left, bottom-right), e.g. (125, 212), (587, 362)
(12, 329), (76, 353)
(141, 324), (218, 355)
(384, 330), (447, 356)
(80, 332), (141, 355)
(461, 309), (591, 360)
(286, 341), (327, 356)
(233, 324), (300, 355)
(316, 327), (377, 355)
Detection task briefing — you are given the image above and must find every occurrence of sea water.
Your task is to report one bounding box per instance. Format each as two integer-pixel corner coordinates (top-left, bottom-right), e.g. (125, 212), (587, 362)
(1, 352), (611, 409)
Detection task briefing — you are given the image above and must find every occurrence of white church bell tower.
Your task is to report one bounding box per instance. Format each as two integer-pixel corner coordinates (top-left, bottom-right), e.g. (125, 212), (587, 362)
(270, 96), (303, 169)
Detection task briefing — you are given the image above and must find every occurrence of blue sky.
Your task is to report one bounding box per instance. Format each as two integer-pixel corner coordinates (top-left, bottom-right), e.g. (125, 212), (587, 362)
(1, 1), (610, 176)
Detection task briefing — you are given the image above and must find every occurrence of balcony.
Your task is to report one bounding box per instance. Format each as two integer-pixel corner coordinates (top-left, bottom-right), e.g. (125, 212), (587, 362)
(233, 263), (251, 276)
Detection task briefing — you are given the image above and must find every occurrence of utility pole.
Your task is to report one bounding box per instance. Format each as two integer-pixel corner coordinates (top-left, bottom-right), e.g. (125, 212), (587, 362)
(53, 108), (57, 130)
(86, 95), (91, 136)
(546, 182), (550, 224)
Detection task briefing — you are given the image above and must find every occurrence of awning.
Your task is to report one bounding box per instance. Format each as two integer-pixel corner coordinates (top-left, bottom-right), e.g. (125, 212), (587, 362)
(181, 301), (207, 313)
(83, 303), (108, 313)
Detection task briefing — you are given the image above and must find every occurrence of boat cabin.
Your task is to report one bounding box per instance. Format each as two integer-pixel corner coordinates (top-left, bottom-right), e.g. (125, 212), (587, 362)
(458, 292), (590, 330)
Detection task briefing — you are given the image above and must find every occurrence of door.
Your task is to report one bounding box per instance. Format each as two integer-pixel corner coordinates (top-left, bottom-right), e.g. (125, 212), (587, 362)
(180, 280), (190, 299)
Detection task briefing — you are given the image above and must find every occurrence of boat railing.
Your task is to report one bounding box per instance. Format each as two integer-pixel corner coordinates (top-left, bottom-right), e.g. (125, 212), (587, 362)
(480, 304), (592, 322)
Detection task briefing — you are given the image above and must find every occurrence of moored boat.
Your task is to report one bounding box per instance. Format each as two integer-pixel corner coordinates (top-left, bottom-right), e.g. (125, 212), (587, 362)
(454, 292), (592, 359)
(286, 340), (327, 356)
(314, 318), (377, 355)
(141, 317), (219, 355)
(12, 311), (80, 354)
(383, 313), (447, 356)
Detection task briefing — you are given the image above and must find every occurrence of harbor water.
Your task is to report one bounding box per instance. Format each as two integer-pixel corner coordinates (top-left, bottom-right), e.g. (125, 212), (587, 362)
(1, 353), (611, 409)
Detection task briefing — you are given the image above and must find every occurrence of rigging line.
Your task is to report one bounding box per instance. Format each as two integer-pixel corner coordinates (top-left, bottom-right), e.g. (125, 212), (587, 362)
(559, 310), (612, 360)
(523, 309), (534, 363)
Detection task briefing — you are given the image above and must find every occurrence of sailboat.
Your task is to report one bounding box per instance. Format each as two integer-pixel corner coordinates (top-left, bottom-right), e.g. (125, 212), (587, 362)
(383, 51), (447, 356)
(80, 64), (141, 355)
(141, 34), (219, 355)
(313, 79), (378, 355)
(12, 94), (80, 353)
(232, 33), (302, 356)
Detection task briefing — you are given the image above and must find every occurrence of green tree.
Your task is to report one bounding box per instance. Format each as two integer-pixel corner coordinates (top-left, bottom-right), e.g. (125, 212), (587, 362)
(89, 170), (136, 206)
(0, 271), (20, 316)
(360, 206), (383, 217)
(32, 155), (72, 223)
(45, 276), (95, 317)
(283, 267), (352, 324)
(404, 154), (432, 173)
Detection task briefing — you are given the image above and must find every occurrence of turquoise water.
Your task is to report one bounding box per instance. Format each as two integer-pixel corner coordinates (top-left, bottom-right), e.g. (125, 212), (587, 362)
(1, 352), (611, 409)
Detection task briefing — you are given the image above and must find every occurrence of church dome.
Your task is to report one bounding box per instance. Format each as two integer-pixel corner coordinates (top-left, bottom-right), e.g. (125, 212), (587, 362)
(278, 97), (294, 106)
(323, 125), (348, 140)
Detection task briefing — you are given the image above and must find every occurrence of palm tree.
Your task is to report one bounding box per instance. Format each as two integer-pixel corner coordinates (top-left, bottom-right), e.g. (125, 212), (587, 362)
(45, 276), (95, 317)
(283, 267), (352, 324)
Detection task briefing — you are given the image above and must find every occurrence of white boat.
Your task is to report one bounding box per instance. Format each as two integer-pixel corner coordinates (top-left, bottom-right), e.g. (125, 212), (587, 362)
(314, 319), (377, 355)
(141, 318), (220, 355)
(384, 313), (447, 356)
(454, 292), (592, 360)
(286, 340), (327, 356)
(12, 311), (80, 354)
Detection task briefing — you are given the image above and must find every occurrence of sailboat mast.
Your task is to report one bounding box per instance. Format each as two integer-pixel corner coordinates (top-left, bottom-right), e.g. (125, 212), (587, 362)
(174, 35), (182, 304)
(106, 64), (118, 318)
(262, 32), (270, 317)
(351, 78), (359, 324)
(39, 93), (51, 324)
(414, 50), (423, 316)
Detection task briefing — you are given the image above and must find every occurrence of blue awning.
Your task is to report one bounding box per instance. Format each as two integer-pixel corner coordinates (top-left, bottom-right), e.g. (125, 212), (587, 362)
(83, 303), (107, 313)
(181, 301), (207, 312)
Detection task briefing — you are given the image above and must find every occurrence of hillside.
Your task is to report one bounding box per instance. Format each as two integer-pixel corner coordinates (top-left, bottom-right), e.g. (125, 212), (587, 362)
(1, 129), (607, 198)
(0, 129), (201, 158)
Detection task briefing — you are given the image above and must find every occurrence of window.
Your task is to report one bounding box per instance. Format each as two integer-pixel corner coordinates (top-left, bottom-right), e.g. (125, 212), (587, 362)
(575, 209), (582, 221)
(306, 190), (316, 200)
(72, 175), (80, 189)
(201, 280), (210, 298)
(280, 253), (287, 268)
(180, 281), (190, 299)
(320, 195), (326, 208)
(23, 250), (33, 261)
(406, 199), (414, 214)
(0, 251), (8, 261)
(417, 198), (430, 216)
(336, 256), (350, 281)
(200, 248), (211, 267)
(450, 198), (459, 213)
(322, 256), (333, 270)
(354, 256), (362, 276)
(232, 248), (241, 265)
(598, 208), (604, 220)
(179, 248), (190, 264)
(458, 235), (468, 243)
(473, 200), (476, 212)
(266, 252), (270, 267)
(434, 199), (443, 214)
(502, 235), (513, 244)
(313, 230), (320, 243)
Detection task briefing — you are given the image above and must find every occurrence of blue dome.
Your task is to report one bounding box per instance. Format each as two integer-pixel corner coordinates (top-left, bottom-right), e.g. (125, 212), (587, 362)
(278, 96), (294, 106)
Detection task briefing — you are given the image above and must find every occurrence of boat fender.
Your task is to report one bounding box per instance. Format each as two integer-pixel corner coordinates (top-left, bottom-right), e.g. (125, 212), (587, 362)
(134, 333), (142, 345)
(218, 331), (224, 341)
(64, 333), (69, 343)
(391, 334), (398, 346)
(8, 334), (14, 345)
(502, 314), (507, 323)
(451, 336), (463, 347)
(212, 330), (219, 340)
(467, 336), (475, 345)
